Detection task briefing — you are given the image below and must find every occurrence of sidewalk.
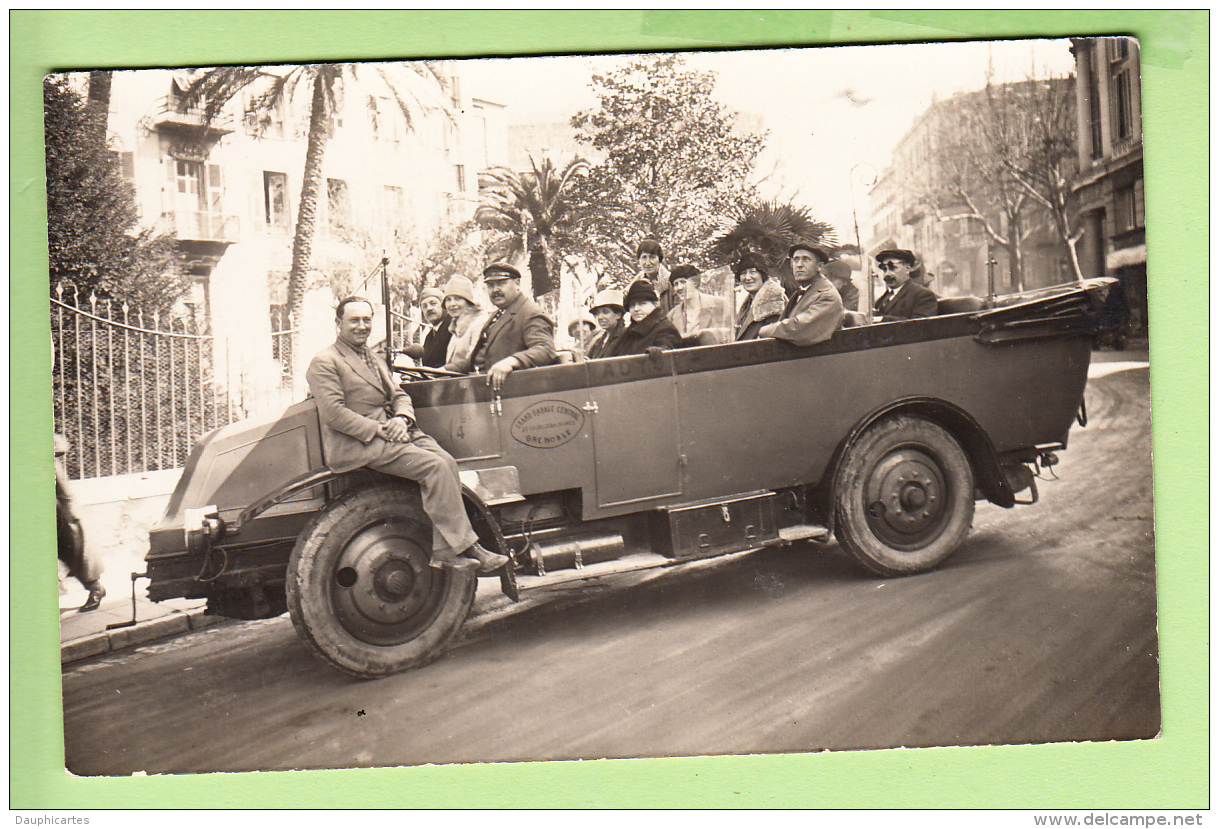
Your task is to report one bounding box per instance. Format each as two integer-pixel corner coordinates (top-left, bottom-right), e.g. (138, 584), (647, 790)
(59, 571), (521, 666)
(59, 574), (224, 665)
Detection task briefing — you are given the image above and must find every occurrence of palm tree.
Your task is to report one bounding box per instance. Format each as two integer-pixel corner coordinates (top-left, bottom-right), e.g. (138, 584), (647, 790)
(709, 200), (838, 275)
(184, 61), (452, 317)
(474, 154), (591, 296)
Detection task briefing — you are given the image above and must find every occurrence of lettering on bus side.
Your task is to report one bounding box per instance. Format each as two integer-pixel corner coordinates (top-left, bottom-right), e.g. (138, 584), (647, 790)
(510, 400), (585, 449)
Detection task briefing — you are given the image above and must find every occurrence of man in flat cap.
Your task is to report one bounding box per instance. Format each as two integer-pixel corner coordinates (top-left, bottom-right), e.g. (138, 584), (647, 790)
(873, 249), (939, 321)
(468, 263), (557, 391)
(758, 243), (844, 346)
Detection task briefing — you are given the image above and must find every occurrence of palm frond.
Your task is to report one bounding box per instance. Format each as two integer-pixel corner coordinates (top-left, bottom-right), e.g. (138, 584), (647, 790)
(708, 200), (838, 269)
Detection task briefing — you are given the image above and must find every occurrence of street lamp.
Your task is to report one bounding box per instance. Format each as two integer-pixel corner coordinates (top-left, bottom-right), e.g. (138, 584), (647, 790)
(850, 162), (878, 323)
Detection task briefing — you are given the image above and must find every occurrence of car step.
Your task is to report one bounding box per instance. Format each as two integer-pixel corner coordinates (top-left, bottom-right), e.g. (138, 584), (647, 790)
(775, 524), (832, 543)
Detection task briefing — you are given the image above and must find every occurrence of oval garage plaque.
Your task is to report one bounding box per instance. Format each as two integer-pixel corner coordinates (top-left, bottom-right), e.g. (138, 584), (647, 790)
(510, 400), (585, 449)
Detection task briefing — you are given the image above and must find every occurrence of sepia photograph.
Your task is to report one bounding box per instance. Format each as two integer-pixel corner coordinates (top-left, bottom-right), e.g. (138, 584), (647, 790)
(15, 9), (1205, 812)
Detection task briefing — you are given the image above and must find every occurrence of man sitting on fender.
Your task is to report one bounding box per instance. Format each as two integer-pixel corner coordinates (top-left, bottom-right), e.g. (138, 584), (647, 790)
(306, 297), (509, 574)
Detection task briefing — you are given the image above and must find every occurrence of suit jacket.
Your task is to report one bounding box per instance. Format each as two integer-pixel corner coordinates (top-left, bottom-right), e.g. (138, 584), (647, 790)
(306, 339), (414, 474)
(420, 316), (453, 368)
(470, 291), (557, 373)
(762, 275), (844, 347)
(875, 280), (938, 321)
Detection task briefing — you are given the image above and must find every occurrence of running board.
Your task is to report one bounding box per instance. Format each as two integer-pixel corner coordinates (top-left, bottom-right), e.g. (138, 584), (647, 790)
(510, 525), (832, 592)
(776, 524), (832, 543)
(512, 549), (749, 591)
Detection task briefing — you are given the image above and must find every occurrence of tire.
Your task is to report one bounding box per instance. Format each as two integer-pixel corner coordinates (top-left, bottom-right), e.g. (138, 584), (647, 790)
(286, 485), (477, 679)
(833, 416), (975, 577)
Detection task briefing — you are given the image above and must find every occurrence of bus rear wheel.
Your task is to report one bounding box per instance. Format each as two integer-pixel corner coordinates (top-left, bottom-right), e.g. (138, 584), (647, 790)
(834, 416), (975, 577)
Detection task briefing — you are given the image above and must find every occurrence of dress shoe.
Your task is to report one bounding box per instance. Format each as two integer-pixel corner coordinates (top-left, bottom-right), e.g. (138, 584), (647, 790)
(463, 543), (510, 574)
(79, 582), (105, 612)
(429, 551), (479, 572)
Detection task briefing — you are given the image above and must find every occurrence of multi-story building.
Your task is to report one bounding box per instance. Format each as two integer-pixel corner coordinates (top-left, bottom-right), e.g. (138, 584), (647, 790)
(103, 63), (506, 403)
(866, 80), (1075, 300)
(1070, 37), (1146, 334)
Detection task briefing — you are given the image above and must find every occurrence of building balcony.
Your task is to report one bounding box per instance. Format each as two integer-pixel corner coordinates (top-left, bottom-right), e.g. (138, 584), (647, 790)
(164, 210), (240, 245)
(152, 96), (235, 139)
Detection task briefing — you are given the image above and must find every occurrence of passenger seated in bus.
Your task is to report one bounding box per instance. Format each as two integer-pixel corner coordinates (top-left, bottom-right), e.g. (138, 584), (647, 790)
(758, 243), (844, 346)
(734, 253), (787, 340)
(873, 249), (938, 321)
(557, 313), (599, 363)
(468, 263), (558, 391)
(440, 275), (489, 374)
(402, 286), (451, 368)
(635, 238), (672, 312)
(604, 279), (682, 357)
(668, 264), (732, 346)
(824, 258), (860, 312)
(586, 288), (627, 359)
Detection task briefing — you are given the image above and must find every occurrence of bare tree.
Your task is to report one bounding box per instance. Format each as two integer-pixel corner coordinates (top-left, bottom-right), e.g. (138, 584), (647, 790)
(917, 70), (1078, 292)
(1000, 77), (1084, 281)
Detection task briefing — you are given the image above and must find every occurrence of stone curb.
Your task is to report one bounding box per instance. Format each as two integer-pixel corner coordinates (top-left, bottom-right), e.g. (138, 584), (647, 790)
(60, 608), (227, 665)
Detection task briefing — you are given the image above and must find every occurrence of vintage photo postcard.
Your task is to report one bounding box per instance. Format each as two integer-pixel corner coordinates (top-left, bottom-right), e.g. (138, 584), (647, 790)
(14, 9), (1206, 813)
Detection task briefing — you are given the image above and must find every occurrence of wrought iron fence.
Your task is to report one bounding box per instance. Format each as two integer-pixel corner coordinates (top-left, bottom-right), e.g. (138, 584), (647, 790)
(270, 305), (296, 389)
(51, 286), (241, 479)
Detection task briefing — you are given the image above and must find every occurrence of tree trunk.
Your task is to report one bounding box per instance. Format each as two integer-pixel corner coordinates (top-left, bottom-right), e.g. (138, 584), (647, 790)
(85, 70), (112, 144)
(288, 71), (331, 318)
(528, 246), (551, 296)
(1065, 227), (1086, 283)
(1006, 213), (1025, 293)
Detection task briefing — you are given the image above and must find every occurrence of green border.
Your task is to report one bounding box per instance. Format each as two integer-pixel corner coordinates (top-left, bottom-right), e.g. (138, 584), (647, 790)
(11, 10), (1207, 809)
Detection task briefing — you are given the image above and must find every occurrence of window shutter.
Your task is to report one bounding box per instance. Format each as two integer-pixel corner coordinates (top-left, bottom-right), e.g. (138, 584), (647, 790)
(206, 164), (224, 214)
(162, 157), (175, 217)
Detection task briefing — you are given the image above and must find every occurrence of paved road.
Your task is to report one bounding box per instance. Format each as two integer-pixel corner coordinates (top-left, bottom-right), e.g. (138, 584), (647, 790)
(62, 363), (1158, 776)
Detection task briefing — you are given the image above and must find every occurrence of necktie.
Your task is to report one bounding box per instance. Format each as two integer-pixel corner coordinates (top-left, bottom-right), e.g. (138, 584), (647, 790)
(471, 309), (502, 366)
(363, 347), (390, 396)
(783, 287), (805, 319)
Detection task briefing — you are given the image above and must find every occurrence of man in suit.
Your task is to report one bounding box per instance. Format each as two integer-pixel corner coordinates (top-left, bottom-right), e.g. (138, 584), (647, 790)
(758, 243), (844, 346)
(401, 286), (451, 368)
(306, 297), (509, 574)
(469, 263), (557, 391)
(416, 287), (452, 368)
(874, 249), (939, 321)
